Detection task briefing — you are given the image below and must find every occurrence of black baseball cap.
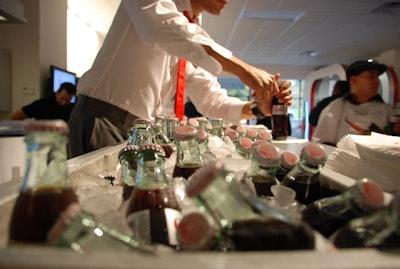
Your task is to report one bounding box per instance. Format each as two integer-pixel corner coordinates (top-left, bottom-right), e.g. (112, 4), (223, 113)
(346, 60), (387, 80)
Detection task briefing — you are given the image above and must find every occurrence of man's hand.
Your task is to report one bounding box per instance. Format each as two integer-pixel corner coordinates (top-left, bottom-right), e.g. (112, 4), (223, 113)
(252, 79), (292, 116)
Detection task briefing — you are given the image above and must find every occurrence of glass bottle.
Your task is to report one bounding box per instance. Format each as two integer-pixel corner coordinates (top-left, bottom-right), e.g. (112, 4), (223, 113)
(127, 118), (153, 147)
(280, 142), (327, 205)
(165, 117), (180, 141)
(172, 126), (204, 180)
(236, 125), (247, 138)
(154, 115), (166, 135)
(186, 160), (315, 251)
(150, 123), (176, 158)
(245, 140), (280, 197)
(235, 137), (253, 159)
(209, 118), (224, 139)
(275, 151), (299, 182)
(48, 203), (166, 254)
(271, 97), (289, 140)
(8, 120), (78, 244)
(257, 130), (273, 142)
(126, 144), (182, 247)
(187, 118), (199, 129)
(246, 129), (258, 141)
(197, 130), (217, 164)
(196, 117), (208, 131)
(386, 101), (400, 136)
(330, 193), (400, 249)
(224, 128), (239, 144)
(118, 145), (139, 201)
(302, 178), (385, 238)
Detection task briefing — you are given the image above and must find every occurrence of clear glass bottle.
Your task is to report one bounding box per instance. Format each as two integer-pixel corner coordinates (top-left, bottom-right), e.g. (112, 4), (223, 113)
(196, 117), (208, 131)
(209, 118), (224, 139)
(302, 178), (385, 238)
(154, 115), (166, 135)
(224, 128), (239, 144)
(245, 140), (280, 197)
(127, 118), (153, 147)
(186, 160), (315, 251)
(246, 129), (258, 141)
(8, 120), (78, 244)
(150, 123), (176, 158)
(275, 151), (299, 182)
(280, 142), (327, 205)
(257, 130), (273, 142)
(118, 145), (139, 201)
(172, 126), (204, 180)
(330, 193), (400, 249)
(235, 137), (253, 159)
(48, 203), (164, 254)
(126, 144), (182, 247)
(236, 125), (247, 138)
(197, 130), (217, 164)
(165, 117), (180, 141)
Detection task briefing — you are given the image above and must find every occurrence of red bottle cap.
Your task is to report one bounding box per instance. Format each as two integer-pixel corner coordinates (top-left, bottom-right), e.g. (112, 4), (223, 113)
(300, 143), (327, 167)
(236, 137), (253, 153)
(197, 130), (209, 144)
(132, 118), (152, 126)
(138, 143), (166, 157)
(258, 130), (273, 142)
(173, 126), (198, 141)
(246, 129), (259, 140)
(47, 202), (81, 244)
(188, 118), (199, 128)
(177, 211), (218, 250)
(352, 178), (384, 211)
(251, 140), (280, 167)
(280, 151), (299, 170)
(225, 128), (239, 142)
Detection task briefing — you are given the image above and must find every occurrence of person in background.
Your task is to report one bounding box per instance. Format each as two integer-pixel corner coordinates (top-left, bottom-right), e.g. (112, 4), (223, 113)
(68, 0), (292, 158)
(309, 80), (350, 127)
(11, 82), (76, 122)
(311, 59), (395, 146)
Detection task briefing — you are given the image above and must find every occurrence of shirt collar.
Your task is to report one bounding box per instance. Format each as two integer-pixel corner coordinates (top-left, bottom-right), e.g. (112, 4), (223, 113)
(344, 93), (384, 104)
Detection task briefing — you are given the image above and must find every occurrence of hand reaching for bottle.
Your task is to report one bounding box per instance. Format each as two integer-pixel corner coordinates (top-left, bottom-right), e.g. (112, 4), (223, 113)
(252, 77), (293, 116)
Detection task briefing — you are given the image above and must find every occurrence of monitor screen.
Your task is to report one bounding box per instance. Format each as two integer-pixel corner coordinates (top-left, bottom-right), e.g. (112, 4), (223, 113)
(50, 65), (77, 103)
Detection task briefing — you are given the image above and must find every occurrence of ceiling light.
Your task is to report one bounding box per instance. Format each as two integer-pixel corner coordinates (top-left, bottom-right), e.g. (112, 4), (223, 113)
(241, 10), (304, 21)
(300, 51), (319, 57)
(0, 0), (27, 24)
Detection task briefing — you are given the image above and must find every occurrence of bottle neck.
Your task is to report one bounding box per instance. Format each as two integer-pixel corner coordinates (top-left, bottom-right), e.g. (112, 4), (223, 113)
(248, 159), (277, 180)
(285, 161), (321, 183)
(174, 139), (203, 166)
(128, 125), (152, 146)
(136, 152), (168, 189)
(22, 130), (70, 191)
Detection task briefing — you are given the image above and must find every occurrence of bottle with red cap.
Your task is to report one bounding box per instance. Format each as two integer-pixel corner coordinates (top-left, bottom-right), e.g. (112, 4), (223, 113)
(245, 140), (280, 197)
(8, 120), (78, 244)
(126, 144), (182, 247)
(172, 125), (204, 180)
(224, 128), (239, 144)
(185, 160), (315, 251)
(235, 137), (253, 159)
(302, 178), (385, 238)
(280, 142), (327, 205)
(165, 117), (180, 141)
(330, 193), (400, 249)
(257, 130), (273, 143)
(275, 151), (299, 182)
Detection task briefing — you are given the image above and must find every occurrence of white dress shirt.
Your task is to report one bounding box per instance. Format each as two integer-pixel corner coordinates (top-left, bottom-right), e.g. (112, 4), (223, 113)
(77, 0), (247, 124)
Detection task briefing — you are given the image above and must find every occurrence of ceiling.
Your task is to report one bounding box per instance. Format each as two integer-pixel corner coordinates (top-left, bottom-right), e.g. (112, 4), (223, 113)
(68, 0), (400, 68)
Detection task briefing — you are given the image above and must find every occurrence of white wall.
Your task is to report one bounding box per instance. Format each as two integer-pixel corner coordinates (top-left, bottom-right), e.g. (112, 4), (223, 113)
(0, 0), (68, 120)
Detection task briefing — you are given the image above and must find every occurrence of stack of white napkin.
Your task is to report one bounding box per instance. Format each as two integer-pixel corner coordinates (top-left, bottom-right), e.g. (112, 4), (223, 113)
(325, 132), (400, 192)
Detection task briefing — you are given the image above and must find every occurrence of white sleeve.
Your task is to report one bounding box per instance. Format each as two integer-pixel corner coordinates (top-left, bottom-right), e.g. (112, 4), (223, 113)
(185, 64), (247, 124)
(122, 0), (232, 75)
(311, 100), (343, 145)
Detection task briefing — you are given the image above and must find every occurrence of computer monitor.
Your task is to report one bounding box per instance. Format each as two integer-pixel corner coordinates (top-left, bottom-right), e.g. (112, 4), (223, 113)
(50, 65), (77, 103)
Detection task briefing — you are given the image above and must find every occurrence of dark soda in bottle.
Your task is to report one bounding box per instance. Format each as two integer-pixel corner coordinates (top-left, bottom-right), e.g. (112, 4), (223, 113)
(9, 120), (78, 244)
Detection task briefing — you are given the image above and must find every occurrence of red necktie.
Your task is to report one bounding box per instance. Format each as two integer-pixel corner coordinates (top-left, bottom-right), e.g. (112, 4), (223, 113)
(174, 11), (195, 120)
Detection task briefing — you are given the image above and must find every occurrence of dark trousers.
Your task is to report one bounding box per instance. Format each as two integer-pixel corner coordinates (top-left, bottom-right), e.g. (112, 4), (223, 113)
(68, 95), (137, 158)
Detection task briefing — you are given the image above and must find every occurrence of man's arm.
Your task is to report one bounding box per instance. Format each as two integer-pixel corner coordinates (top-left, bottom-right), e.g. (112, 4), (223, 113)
(11, 108), (28, 120)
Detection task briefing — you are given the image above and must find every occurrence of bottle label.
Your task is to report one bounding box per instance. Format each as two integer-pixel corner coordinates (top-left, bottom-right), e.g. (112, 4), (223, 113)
(272, 105), (287, 115)
(126, 208), (181, 246)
